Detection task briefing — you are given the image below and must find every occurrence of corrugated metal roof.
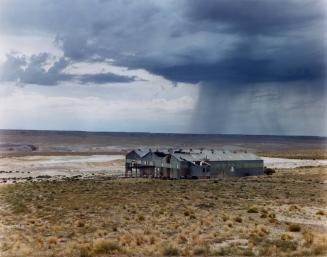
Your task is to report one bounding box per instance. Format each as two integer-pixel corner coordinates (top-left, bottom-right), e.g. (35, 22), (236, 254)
(172, 150), (261, 162)
(131, 149), (261, 162)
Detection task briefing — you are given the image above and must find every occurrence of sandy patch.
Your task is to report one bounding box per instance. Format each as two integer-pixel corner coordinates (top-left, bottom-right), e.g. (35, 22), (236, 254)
(0, 155), (125, 182)
(262, 157), (327, 169)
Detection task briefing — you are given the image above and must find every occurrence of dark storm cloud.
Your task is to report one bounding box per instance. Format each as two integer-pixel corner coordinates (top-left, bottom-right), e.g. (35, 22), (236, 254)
(78, 73), (137, 84)
(185, 0), (324, 35)
(150, 39), (326, 85)
(155, 0), (326, 85)
(106, 0), (326, 87)
(0, 53), (71, 85)
(0, 0), (325, 86)
(0, 52), (137, 85)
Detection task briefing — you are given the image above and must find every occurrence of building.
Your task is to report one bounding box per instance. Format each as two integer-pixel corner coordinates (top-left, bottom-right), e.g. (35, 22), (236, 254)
(140, 150), (167, 177)
(125, 148), (264, 179)
(125, 149), (148, 177)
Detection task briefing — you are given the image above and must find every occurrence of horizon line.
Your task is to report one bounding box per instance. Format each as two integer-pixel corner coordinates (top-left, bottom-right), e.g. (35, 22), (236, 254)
(0, 128), (326, 139)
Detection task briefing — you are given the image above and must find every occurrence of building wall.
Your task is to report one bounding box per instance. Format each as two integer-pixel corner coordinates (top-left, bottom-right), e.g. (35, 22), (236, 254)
(141, 152), (164, 167)
(161, 155), (179, 169)
(210, 160), (264, 177)
(140, 166), (155, 177)
(161, 155), (186, 179)
(189, 163), (210, 178)
(170, 168), (181, 179)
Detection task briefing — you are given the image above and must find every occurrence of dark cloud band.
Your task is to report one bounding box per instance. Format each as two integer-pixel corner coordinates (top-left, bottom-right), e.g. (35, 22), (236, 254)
(0, 53), (137, 85)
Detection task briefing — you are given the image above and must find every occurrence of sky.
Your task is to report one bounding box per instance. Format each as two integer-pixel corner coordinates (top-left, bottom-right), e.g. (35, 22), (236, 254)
(0, 0), (326, 136)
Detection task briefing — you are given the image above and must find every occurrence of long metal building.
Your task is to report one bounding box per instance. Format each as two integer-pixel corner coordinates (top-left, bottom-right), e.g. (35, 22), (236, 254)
(125, 148), (264, 179)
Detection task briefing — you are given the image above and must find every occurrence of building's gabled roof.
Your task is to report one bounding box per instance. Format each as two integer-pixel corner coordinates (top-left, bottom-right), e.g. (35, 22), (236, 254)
(134, 149), (149, 158)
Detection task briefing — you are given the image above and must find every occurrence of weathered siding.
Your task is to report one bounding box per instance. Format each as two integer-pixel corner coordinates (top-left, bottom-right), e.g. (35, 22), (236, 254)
(169, 169), (179, 179)
(161, 155), (184, 179)
(141, 152), (165, 166)
(189, 163), (210, 178)
(210, 160), (264, 177)
(162, 155), (180, 169)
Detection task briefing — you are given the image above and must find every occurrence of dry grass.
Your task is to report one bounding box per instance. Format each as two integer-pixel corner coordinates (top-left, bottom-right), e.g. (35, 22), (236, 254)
(0, 166), (326, 256)
(247, 206), (259, 213)
(288, 224), (301, 232)
(92, 239), (122, 254)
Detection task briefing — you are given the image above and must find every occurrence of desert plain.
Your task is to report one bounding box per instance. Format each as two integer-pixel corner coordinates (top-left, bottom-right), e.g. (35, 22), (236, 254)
(0, 130), (326, 257)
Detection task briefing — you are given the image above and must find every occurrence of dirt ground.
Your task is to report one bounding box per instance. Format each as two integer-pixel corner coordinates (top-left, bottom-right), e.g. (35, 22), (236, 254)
(1, 154), (327, 184)
(0, 165), (326, 257)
